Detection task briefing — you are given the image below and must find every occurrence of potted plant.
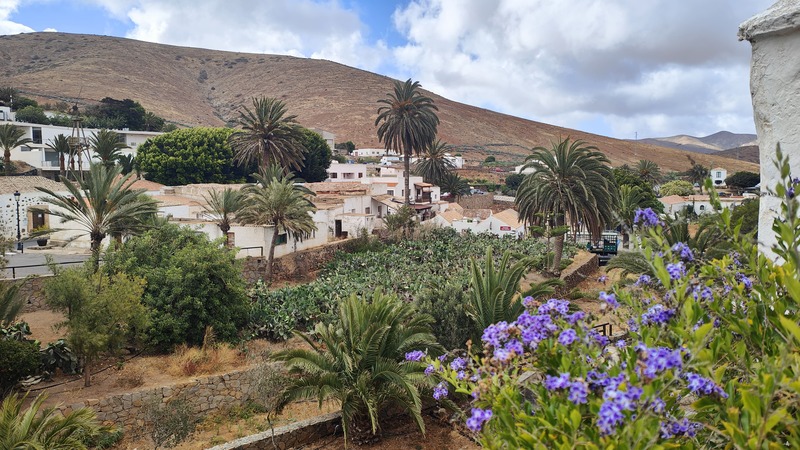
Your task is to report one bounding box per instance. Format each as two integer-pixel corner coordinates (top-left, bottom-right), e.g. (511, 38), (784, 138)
(31, 226), (51, 247)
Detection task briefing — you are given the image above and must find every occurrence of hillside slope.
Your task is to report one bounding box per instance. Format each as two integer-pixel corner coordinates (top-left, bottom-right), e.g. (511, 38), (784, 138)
(0, 32), (758, 173)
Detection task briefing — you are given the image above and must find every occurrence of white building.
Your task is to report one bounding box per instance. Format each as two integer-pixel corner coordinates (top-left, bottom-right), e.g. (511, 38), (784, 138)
(0, 177), (68, 240)
(514, 164), (535, 175)
(484, 209), (526, 237)
(445, 154), (464, 169)
(352, 148), (399, 158)
(659, 194), (746, 216)
(711, 168), (727, 187)
(326, 162), (367, 181)
(309, 128), (335, 151)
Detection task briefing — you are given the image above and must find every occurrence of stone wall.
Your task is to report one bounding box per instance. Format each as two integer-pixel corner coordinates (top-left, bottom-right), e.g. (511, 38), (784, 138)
(558, 251), (599, 294)
(54, 368), (261, 436)
(2, 275), (50, 313)
(242, 239), (357, 284)
(457, 193), (495, 210)
(208, 412), (341, 450)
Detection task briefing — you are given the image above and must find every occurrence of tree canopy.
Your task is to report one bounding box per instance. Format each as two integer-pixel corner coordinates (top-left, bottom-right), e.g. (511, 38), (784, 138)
(725, 171), (760, 191)
(83, 97), (166, 131)
(296, 128), (332, 183)
(613, 167), (663, 212)
(13, 106), (49, 124)
(659, 180), (695, 197)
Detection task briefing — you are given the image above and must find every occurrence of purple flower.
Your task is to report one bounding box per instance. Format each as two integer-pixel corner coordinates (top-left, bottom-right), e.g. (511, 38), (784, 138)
(405, 350), (425, 362)
(634, 208), (662, 227)
(544, 373), (571, 391)
(627, 318), (640, 332)
(516, 312), (558, 347)
(558, 329), (578, 346)
(481, 321), (510, 348)
(599, 291), (620, 308)
(456, 370), (466, 380)
(466, 408), (493, 432)
(638, 345), (684, 379)
(615, 340), (627, 349)
(538, 299), (570, 316)
(666, 262), (686, 280)
(568, 380), (590, 405)
(449, 357), (467, 371)
(492, 347), (512, 362)
(635, 274), (651, 286)
(522, 296), (536, 309)
(641, 304), (676, 326)
(649, 397), (666, 414)
(736, 273), (753, 290)
(700, 286), (714, 301)
(437, 354), (447, 362)
(671, 242), (695, 262)
(504, 339), (524, 356)
(597, 386), (640, 436)
(660, 418), (701, 439)
(566, 311), (586, 324)
(597, 275), (609, 284)
(587, 370), (609, 390)
(788, 186), (796, 199)
(684, 372), (728, 398)
(433, 382), (448, 400)
(587, 329), (609, 347)
(424, 364), (435, 376)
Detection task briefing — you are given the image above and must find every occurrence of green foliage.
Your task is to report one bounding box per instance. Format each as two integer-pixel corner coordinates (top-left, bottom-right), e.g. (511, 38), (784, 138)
(334, 141), (356, 152)
(14, 105), (49, 124)
(382, 205), (416, 237)
(439, 172), (470, 200)
(484, 155), (496, 163)
(659, 179), (695, 196)
(635, 159), (663, 185)
(504, 173), (524, 191)
(0, 123), (32, 176)
(684, 155), (710, 192)
(296, 128), (332, 183)
(0, 283), (21, 328)
(137, 127), (255, 185)
(0, 339), (40, 397)
(0, 394), (108, 449)
(44, 269), (148, 385)
(10, 96), (38, 111)
(414, 283), (473, 350)
(331, 154), (347, 163)
(144, 395), (195, 449)
(90, 129), (128, 168)
(725, 171), (760, 191)
(0, 86), (17, 105)
(40, 339), (79, 376)
(248, 281), (333, 341)
(104, 224), (249, 351)
(273, 290), (441, 443)
(730, 198), (759, 235)
(47, 113), (73, 127)
(83, 97), (166, 131)
(613, 167), (663, 212)
(413, 139), (454, 184)
(202, 188), (243, 234)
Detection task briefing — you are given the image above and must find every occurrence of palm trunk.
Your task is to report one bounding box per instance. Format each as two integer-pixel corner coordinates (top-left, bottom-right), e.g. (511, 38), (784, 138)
(403, 142), (412, 205)
(90, 235), (103, 273)
(83, 357), (91, 387)
(551, 215), (565, 273)
(59, 153), (65, 179)
(4, 150), (11, 176)
(266, 226), (279, 282)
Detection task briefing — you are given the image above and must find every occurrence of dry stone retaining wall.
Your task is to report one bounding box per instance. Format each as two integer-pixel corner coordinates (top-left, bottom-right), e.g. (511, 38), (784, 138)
(208, 412), (341, 450)
(2, 275), (50, 313)
(558, 251), (599, 294)
(242, 239), (357, 284)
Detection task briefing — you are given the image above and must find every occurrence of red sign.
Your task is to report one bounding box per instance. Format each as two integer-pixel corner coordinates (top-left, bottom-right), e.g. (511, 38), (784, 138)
(500, 226), (512, 231)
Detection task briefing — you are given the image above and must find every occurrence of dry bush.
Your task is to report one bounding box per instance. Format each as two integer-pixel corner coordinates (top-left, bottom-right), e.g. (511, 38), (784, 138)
(166, 344), (242, 377)
(115, 365), (146, 388)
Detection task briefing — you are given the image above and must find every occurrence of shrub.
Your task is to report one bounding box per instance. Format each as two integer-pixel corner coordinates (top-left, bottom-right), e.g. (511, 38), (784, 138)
(105, 224), (249, 351)
(144, 394), (195, 449)
(484, 155), (496, 163)
(248, 281), (333, 341)
(415, 282), (473, 350)
(659, 179), (695, 196)
(0, 339), (40, 397)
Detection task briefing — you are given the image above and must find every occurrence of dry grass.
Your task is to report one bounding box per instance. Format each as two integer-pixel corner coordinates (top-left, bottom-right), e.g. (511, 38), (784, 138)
(114, 365), (146, 389)
(166, 344), (243, 377)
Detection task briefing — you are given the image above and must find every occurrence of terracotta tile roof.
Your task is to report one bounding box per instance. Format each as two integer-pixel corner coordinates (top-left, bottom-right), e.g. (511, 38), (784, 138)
(307, 182), (366, 194)
(438, 210), (464, 223)
(492, 208), (522, 228)
(0, 176), (66, 195)
(659, 195), (688, 205)
(448, 203), (464, 213)
(114, 175), (164, 191)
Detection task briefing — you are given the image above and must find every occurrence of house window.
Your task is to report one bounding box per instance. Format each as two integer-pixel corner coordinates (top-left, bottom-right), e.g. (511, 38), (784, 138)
(716, 171), (722, 178)
(32, 127), (42, 144)
(699, 205), (705, 211)
(388, 189), (394, 195)
(330, 173), (338, 178)
(358, 173), (363, 178)
(20, 145), (31, 152)
(365, 207), (371, 214)
(275, 233), (288, 245)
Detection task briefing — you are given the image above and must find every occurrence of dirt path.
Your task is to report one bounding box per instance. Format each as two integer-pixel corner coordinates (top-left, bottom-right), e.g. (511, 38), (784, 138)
(19, 309), (66, 345)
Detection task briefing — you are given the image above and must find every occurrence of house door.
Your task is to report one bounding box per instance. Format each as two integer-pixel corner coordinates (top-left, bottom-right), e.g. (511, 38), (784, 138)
(335, 220), (343, 238)
(32, 211), (46, 230)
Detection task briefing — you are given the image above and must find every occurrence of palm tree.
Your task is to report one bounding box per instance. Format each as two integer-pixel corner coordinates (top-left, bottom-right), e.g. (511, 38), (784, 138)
(685, 155), (710, 193)
(438, 172), (470, 202)
(202, 188), (243, 238)
(376, 79), (439, 205)
(615, 185), (647, 249)
(46, 134), (71, 178)
(35, 164), (159, 270)
(515, 138), (617, 272)
(0, 394), (107, 449)
(238, 168), (316, 281)
(0, 123), (32, 176)
(116, 154), (136, 175)
(273, 290), (441, 444)
(90, 129), (128, 169)
(466, 248), (534, 343)
(413, 139), (454, 185)
(0, 283), (21, 328)
(228, 97), (306, 173)
(636, 159), (663, 186)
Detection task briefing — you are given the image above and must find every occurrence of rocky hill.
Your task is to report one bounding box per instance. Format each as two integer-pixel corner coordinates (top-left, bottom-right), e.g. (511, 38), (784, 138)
(0, 32), (759, 173)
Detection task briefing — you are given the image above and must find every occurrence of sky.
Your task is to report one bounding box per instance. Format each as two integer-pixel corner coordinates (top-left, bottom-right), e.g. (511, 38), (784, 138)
(0, 0), (776, 139)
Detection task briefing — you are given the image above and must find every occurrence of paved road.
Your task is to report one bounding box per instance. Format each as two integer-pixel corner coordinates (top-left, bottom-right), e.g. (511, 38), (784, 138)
(2, 240), (91, 279)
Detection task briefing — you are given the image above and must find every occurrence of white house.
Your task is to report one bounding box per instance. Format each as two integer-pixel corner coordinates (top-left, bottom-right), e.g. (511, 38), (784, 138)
(0, 177), (68, 241)
(445, 154), (464, 169)
(483, 209), (525, 237)
(659, 194), (746, 216)
(514, 164), (535, 175)
(309, 128), (335, 150)
(352, 148), (399, 158)
(711, 168), (727, 187)
(326, 162), (367, 181)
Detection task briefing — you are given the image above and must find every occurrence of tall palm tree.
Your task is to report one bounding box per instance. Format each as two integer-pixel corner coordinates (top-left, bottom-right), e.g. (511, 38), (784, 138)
(0, 123), (32, 176)
(515, 138), (617, 272)
(685, 155), (710, 193)
(615, 185), (647, 249)
(0, 283), (21, 328)
(376, 79), (439, 205)
(237, 167), (316, 281)
(438, 172), (470, 202)
(273, 290), (441, 444)
(202, 188), (243, 238)
(116, 154), (136, 175)
(413, 139), (454, 185)
(35, 164), (159, 270)
(90, 129), (128, 169)
(46, 133), (71, 178)
(228, 97), (306, 174)
(0, 394), (107, 449)
(636, 159), (663, 186)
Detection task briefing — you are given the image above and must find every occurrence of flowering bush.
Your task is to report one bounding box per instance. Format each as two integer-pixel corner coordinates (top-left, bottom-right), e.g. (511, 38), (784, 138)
(426, 151), (800, 448)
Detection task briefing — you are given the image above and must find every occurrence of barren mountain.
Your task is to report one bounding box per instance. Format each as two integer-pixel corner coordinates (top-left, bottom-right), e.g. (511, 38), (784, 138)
(636, 132), (758, 156)
(716, 145), (760, 164)
(0, 32), (758, 173)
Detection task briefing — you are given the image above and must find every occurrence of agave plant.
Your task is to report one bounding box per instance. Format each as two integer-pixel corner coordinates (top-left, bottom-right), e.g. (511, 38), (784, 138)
(273, 289), (441, 444)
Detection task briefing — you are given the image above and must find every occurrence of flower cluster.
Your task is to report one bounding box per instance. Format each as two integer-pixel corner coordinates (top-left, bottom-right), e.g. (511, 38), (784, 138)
(641, 304), (676, 326)
(558, 328), (578, 346)
(736, 272), (753, 290)
(433, 381), (448, 400)
(666, 262), (686, 280)
(597, 275), (609, 284)
(671, 242), (695, 262)
(544, 373), (590, 405)
(685, 372), (727, 398)
(466, 408), (493, 432)
(636, 344), (684, 379)
(598, 384), (643, 435)
(634, 207), (662, 227)
(599, 291), (620, 308)
(635, 274), (651, 286)
(660, 418), (702, 439)
(404, 350), (426, 361)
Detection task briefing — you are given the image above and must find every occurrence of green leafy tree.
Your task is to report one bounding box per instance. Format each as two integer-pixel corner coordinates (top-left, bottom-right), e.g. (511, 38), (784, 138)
(14, 105), (49, 124)
(615, 185), (648, 249)
(684, 155), (710, 193)
(142, 111), (165, 132)
(515, 138), (618, 272)
(229, 97), (306, 173)
(725, 171), (760, 192)
(0, 87), (17, 105)
(90, 129), (128, 169)
(202, 188), (243, 235)
(334, 141), (356, 153)
(505, 173), (525, 191)
(10, 96), (38, 111)
(439, 172), (470, 202)
(35, 164), (159, 269)
(44, 269), (148, 386)
(0, 284), (22, 328)
(104, 224), (249, 351)
(137, 127), (254, 185)
(636, 159), (663, 186)
(613, 167), (663, 212)
(0, 394), (108, 448)
(376, 79), (440, 205)
(0, 123), (32, 176)
(296, 128), (332, 183)
(46, 134), (71, 178)
(730, 198), (759, 235)
(484, 155), (496, 163)
(659, 180), (695, 197)
(413, 139), (454, 185)
(273, 290), (442, 444)
(83, 97), (164, 131)
(415, 282), (473, 350)
(238, 169), (317, 281)
(117, 154), (136, 176)
(382, 205), (416, 239)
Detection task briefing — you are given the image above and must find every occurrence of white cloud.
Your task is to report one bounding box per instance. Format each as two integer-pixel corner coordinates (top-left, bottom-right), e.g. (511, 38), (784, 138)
(0, 0), (34, 34)
(390, 0), (773, 138)
(43, 27), (57, 32)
